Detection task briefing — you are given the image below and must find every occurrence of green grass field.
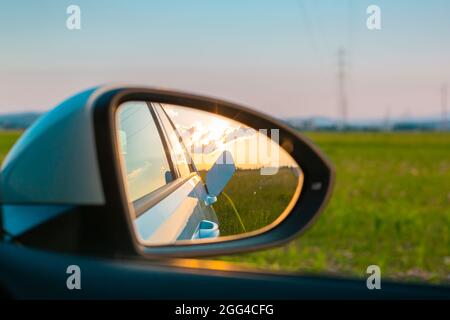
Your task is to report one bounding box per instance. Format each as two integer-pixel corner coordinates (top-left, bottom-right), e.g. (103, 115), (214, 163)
(1, 131), (449, 284)
(0, 131), (21, 164)
(209, 167), (299, 236)
(218, 132), (450, 284)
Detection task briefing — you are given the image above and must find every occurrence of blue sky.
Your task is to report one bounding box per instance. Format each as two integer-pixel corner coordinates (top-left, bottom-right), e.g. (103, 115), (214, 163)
(1, 0), (450, 118)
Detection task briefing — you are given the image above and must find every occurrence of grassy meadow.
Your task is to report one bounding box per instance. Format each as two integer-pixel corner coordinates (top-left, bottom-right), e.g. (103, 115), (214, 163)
(218, 132), (450, 284)
(210, 167), (299, 236)
(0, 131), (21, 164)
(1, 131), (449, 284)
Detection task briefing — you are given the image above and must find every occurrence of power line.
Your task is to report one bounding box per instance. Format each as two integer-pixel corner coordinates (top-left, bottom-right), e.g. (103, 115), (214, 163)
(338, 48), (348, 130)
(384, 106), (391, 132)
(442, 83), (448, 131)
(296, 0), (318, 56)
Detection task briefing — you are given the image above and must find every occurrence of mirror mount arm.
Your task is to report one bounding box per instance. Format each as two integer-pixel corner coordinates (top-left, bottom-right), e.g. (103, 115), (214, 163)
(204, 150), (236, 207)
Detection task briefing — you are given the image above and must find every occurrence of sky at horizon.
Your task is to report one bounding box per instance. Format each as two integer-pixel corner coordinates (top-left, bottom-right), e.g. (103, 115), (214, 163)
(1, 0), (450, 119)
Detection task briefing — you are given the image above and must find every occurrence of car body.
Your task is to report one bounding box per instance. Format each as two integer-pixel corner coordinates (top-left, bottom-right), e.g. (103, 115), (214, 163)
(118, 101), (224, 243)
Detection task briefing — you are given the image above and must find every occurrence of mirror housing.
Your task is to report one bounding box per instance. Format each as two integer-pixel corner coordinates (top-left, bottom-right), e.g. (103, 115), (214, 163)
(0, 85), (334, 258)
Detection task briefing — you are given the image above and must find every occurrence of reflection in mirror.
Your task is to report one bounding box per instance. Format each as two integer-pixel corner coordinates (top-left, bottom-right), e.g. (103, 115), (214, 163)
(116, 101), (303, 246)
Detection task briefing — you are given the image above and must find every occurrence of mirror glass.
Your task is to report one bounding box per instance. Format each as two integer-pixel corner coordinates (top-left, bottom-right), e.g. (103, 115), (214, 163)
(116, 101), (304, 245)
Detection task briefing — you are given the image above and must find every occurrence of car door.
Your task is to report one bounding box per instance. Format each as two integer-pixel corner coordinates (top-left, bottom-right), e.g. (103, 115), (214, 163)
(117, 101), (218, 244)
(152, 102), (220, 240)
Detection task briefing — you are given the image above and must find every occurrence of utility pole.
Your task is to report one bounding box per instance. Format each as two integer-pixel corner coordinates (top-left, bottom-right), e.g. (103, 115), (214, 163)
(442, 83), (448, 131)
(338, 48), (348, 131)
(383, 106), (391, 132)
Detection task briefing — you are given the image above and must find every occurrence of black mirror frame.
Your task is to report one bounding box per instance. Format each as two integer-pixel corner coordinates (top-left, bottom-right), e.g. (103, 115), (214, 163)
(92, 86), (335, 258)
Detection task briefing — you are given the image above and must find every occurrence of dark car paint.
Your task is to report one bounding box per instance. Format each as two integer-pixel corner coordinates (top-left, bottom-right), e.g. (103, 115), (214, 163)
(0, 243), (449, 299)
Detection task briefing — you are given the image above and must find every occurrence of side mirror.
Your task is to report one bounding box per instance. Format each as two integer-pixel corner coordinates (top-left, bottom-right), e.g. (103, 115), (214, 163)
(0, 85), (334, 258)
(204, 150), (236, 206)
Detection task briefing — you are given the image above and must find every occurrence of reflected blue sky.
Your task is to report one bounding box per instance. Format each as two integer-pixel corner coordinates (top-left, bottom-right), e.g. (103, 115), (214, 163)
(118, 101), (173, 201)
